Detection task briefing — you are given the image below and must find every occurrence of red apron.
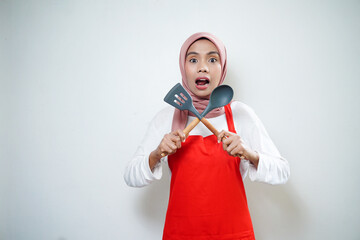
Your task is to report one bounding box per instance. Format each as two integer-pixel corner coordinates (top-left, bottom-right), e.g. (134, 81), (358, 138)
(163, 104), (255, 240)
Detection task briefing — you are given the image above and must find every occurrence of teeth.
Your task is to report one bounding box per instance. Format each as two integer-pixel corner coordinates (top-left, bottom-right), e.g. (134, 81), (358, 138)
(196, 79), (209, 86)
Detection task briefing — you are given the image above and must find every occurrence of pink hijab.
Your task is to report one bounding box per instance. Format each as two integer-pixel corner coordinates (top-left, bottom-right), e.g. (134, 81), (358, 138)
(172, 32), (228, 131)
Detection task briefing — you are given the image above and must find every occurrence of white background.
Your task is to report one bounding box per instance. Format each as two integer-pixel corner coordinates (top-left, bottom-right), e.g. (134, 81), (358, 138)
(1, 0), (360, 239)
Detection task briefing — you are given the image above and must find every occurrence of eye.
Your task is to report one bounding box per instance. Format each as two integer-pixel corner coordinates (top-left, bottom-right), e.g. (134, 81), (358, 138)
(189, 58), (198, 63)
(209, 57), (218, 63)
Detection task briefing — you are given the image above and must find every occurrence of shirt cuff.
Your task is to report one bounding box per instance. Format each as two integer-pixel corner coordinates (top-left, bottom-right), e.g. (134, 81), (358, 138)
(141, 152), (163, 182)
(248, 152), (267, 182)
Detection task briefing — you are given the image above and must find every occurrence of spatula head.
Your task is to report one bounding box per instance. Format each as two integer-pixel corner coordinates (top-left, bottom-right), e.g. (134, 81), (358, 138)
(164, 83), (202, 119)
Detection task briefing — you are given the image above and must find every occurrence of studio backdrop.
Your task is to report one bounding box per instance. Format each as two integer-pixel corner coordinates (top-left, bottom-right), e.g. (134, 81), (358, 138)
(1, 0), (359, 239)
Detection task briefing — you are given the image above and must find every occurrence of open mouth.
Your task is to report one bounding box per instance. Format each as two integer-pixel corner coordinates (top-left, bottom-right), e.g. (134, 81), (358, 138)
(195, 79), (210, 86)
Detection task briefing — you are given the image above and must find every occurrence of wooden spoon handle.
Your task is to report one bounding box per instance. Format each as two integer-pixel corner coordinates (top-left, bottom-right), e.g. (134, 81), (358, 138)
(200, 118), (219, 136)
(201, 118), (245, 159)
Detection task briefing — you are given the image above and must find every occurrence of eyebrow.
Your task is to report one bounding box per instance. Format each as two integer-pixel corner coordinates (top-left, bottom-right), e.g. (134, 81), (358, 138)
(186, 51), (220, 57)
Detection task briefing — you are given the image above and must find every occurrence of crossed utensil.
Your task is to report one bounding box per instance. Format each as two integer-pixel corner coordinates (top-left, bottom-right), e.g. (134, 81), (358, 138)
(161, 83), (244, 159)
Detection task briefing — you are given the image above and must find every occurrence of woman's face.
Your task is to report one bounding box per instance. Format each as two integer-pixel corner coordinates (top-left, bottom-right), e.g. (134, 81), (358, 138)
(185, 39), (222, 98)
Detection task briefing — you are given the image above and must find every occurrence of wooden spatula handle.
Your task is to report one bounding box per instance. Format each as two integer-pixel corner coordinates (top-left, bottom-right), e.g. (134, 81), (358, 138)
(160, 118), (200, 157)
(183, 118), (201, 136)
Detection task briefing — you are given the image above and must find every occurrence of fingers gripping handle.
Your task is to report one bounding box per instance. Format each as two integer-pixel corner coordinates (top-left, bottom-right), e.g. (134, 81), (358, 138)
(219, 132), (245, 160)
(198, 120), (244, 160)
(160, 118), (201, 157)
(160, 118), (218, 157)
(160, 118), (244, 159)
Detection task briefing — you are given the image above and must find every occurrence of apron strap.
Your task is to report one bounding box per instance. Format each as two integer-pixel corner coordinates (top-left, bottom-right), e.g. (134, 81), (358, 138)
(224, 103), (237, 134)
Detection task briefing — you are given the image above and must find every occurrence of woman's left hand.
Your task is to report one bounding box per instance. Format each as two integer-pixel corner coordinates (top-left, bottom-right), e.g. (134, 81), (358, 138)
(217, 130), (260, 168)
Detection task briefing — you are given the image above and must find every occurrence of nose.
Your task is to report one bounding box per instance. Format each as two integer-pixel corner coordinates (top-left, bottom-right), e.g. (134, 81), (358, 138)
(198, 62), (209, 73)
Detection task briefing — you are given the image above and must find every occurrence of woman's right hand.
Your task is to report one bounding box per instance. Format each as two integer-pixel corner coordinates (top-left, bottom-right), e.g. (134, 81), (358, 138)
(149, 130), (186, 171)
(158, 130), (186, 157)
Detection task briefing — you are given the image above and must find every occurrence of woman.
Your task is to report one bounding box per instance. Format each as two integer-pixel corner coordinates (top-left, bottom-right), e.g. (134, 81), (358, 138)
(124, 32), (290, 240)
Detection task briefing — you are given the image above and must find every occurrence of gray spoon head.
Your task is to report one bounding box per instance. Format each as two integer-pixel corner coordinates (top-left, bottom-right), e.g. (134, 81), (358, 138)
(201, 85), (234, 117)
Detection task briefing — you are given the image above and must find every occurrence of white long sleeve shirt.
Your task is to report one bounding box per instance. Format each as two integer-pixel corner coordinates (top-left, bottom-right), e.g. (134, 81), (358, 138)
(124, 101), (290, 187)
